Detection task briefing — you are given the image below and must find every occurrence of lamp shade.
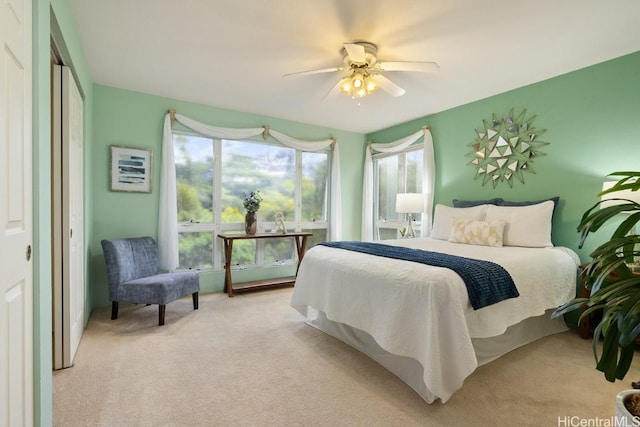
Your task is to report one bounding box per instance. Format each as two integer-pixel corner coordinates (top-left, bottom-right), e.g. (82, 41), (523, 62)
(396, 193), (424, 213)
(600, 181), (640, 208)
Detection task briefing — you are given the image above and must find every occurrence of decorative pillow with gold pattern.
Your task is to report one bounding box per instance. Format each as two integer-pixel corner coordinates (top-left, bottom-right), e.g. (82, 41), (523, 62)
(448, 218), (506, 247)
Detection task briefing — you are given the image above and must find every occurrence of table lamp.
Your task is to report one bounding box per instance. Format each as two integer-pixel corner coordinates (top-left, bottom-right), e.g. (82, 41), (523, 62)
(395, 193), (424, 238)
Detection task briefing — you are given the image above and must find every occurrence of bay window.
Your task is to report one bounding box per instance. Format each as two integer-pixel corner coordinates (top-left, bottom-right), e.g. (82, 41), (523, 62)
(174, 132), (330, 271)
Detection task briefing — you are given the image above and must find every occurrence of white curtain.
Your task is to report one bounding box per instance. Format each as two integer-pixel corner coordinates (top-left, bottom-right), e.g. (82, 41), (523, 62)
(159, 113), (342, 270)
(361, 127), (435, 241)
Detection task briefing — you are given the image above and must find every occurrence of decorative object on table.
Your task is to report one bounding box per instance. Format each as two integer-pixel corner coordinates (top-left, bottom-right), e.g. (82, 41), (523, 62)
(467, 108), (548, 188)
(109, 145), (153, 193)
(242, 190), (262, 235)
(553, 171), (640, 384)
(272, 211), (286, 234)
(396, 193), (424, 238)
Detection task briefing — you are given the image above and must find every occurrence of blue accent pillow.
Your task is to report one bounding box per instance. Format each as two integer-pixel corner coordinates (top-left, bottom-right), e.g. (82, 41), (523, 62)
(499, 196), (561, 220)
(499, 196), (560, 208)
(452, 198), (503, 208)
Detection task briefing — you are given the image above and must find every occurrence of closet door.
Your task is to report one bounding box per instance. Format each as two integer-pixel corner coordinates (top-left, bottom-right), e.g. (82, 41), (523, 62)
(52, 64), (85, 369)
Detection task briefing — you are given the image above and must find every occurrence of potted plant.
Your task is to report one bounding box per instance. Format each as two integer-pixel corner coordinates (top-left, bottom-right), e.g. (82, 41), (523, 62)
(554, 171), (640, 418)
(242, 190), (262, 235)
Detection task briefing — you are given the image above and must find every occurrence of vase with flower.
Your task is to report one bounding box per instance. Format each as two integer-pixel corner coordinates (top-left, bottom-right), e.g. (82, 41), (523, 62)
(242, 191), (262, 235)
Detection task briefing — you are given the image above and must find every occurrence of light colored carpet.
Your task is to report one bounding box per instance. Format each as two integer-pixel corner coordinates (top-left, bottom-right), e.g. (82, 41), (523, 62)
(53, 288), (640, 426)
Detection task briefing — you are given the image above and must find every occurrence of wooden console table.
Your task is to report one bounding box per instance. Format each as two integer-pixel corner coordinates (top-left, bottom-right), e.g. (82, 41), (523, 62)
(217, 232), (313, 297)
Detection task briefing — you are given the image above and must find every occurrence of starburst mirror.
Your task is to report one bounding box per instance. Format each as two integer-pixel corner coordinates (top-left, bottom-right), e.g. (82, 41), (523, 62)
(468, 109), (549, 188)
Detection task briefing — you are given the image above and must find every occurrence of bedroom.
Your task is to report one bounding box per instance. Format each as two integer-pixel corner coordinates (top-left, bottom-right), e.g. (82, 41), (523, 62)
(6, 0), (640, 425)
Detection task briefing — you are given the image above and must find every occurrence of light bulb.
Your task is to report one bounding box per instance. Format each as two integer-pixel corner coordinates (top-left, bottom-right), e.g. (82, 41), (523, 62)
(340, 79), (352, 95)
(354, 87), (367, 98)
(365, 76), (379, 94)
(352, 72), (364, 89)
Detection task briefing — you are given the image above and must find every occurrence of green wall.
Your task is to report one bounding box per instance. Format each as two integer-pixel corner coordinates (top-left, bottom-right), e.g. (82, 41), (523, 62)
(368, 50), (640, 262)
(90, 85), (365, 308)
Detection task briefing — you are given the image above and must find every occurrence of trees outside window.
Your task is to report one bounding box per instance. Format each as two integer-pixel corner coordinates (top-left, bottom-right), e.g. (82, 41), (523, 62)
(174, 132), (330, 270)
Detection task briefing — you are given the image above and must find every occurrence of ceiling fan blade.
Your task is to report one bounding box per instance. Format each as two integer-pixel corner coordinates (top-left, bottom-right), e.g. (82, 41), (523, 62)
(374, 74), (406, 97)
(282, 67), (343, 78)
(322, 78), (344, 100)
(377, 61), (440, 73)
(343, 43), (366, 63)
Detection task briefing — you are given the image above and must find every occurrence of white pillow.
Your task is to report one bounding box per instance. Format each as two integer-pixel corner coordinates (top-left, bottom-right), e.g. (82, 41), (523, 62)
(484, 201), (554, 247)
(448, 218), (506, 247)
(430, 204), (488, 240)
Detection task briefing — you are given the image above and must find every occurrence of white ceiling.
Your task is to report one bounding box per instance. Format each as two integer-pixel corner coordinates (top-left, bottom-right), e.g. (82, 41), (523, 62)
(70, 0), (640, 134)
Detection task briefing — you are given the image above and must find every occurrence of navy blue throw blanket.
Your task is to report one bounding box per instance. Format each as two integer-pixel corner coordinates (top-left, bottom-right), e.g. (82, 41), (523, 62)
(318, 241), (519, 310)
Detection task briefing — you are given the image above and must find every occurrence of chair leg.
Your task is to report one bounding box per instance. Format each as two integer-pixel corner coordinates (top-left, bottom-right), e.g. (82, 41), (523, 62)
(111, 301), (119, 320)
(193, 292), (199, 310)
(159, 305), (166, 326)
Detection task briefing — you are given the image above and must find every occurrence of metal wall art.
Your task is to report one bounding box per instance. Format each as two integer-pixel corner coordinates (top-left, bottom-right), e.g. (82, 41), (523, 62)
(468, 109), (548, 188)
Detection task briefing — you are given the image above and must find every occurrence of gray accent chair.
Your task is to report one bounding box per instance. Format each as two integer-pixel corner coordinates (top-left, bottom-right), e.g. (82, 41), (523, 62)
(101, 236), (199, 326)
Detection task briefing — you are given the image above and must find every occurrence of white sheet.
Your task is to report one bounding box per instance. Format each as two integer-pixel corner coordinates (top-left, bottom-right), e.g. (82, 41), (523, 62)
(290, 238), (579, 403)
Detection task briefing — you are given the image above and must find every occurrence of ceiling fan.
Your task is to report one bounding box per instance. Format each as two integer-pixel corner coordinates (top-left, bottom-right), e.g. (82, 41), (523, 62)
(283, 41), (439, 100)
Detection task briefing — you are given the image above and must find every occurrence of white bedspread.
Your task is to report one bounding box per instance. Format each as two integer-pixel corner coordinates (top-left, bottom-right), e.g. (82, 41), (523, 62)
(290, 238), (579, 403)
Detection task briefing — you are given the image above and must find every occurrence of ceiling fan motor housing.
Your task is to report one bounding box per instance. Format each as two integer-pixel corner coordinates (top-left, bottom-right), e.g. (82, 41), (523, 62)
(342, 41), (378, 67)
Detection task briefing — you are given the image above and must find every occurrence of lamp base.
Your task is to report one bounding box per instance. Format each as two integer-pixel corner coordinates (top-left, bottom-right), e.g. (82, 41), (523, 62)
(404, 214), (416, 238)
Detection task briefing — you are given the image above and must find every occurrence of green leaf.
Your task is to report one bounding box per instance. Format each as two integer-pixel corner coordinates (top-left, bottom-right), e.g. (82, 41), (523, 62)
(616, 344), (635, 380)
(596, 325), (621, 382)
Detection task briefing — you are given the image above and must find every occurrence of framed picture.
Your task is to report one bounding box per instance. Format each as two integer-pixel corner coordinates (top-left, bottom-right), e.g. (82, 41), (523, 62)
(109, 145), (153, 193)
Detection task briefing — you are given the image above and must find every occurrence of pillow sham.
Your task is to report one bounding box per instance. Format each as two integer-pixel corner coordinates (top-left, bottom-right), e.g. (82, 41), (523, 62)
(484, 200), (554, 247)
(448, 218), (506, 247)
(500, 196), (560, 218)
(452, 198), (503, 208)
(430, 204), (488, 240)
(499, 196), (559, 208)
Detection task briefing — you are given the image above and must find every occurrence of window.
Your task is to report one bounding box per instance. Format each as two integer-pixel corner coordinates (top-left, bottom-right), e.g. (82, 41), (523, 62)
(174, 132), (330, 271)
(373, 146), (423, 240)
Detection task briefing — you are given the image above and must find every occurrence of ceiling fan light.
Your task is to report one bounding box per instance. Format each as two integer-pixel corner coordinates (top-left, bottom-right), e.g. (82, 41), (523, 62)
(354, 87), (367, 98)
(365, 76), (379, 94)
(351, 72), (364, 89)
(339, 79), (352, 95)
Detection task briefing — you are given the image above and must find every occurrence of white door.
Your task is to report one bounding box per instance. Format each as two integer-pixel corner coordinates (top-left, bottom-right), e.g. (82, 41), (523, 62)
(0, 0), (33, 425)
(52, 65), (84, 369)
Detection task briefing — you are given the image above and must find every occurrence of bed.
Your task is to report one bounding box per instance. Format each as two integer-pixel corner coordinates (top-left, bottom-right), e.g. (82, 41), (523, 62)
(290, 199), (580, 403)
